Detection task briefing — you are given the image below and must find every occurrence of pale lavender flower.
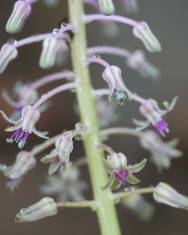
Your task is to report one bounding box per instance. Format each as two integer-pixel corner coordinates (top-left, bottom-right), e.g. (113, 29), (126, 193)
(102, 65), (128, 105)
(133, 21), (161, 53)
(103, 150), (147, 190)
(139, 99), (169, 136)
(0, 39), (18, 74)
(2, 82), (38, 120)
(41, 131), (74, 175)
(96, 98), (120, 127)
(4, 105), (48, 148)
(121, 190), (155, 221)
(15, 197), (58, 222)
(126, 50), (160, 80)
(153, 182), (188, 210)
(122, 0), (139, 14)
(0, 151), (36, 190)
(6, 0), (32, 34)
(40, 166), (87, 202)
(140, 131), (182, 170)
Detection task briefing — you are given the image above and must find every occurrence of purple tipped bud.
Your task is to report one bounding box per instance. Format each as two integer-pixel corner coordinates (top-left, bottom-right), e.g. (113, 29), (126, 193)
(6, 1), (32, 34)
(102, 65), (128, 105)
(98, 0), (115, 15)
(133, 22), (161, 53)
(0, 40), (18, 74)
(15, 197), (58, 222)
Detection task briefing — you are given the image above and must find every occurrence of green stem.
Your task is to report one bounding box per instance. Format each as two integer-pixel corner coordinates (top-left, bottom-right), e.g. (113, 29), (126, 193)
(68, 1), (122, 235)
(57, 200), (96, 209)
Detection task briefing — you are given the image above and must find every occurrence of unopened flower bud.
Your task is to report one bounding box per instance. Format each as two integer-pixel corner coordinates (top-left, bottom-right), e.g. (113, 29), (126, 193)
(3, 151), (36, 179)
(0, 40), (18, 74)
(102, 65), (128, 105)
(153, 182), (188, 210)
(15, 197), (58, 222)
(123, 0), (139, 14)
(107, 152), (127, 170)
(43, 0), (60, 7)
(98, 0), (115, 15)
(133, 22), (161, 53)
(6, 1), (32, 34)
(39, 33), (68, 69)
(127, 50), (160, 79)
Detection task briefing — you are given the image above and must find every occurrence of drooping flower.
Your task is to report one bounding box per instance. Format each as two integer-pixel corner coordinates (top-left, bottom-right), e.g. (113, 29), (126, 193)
(121, 190), (155, 221)
(2, 105), (48, 149)
(153, 182), (188, 210)
(39, 23), (75, 69)
(133, 21), (161, 53)
(126, 50), (160, 80)
(6, 0), (33, 34)
(134, 97), (178, 136)
(41, 123), (86, 175)
(102, 148), (147, 190)
(140, 131), (182, 171)
(0, 39), (18, 74)
(2, 82), (38, 120)
(15, 197), (58, 223)
(0, 151), (36, 190)
(40, 166), (87, 202)
(102, 65), (129, 105)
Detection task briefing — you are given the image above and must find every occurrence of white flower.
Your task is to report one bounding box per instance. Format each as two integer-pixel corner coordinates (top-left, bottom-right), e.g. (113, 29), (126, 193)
(153, 182), (188, 210)
(15, 197), (58, 222)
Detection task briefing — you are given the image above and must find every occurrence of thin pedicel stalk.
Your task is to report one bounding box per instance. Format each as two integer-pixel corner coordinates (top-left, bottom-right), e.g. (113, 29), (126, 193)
(101, 127), (142, 138)
(33, 82), (76, 109)
(83, 14), (137, 27)
(68, 1), (122, 235)
(31, 71), (75, 89)
(87, 46), (131, 58)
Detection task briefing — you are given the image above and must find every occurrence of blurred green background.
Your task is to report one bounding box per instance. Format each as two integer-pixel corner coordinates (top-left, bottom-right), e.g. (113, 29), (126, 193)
(0, 0), (187, 235)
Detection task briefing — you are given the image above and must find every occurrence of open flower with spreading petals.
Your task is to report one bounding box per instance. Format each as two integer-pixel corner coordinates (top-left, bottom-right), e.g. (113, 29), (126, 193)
(140, 131), (182, 171)
(41, 131), (74, 175)
(102, 65), (129, 105)
(41, 123), (86, 175)
(40, 166), (87, 202)
(0, 151), (36, 190)
(1, 105), (48, 149)
(133, 97), (178, 136)
(15, 197), (58, 223)
(103, 150), (147, 190)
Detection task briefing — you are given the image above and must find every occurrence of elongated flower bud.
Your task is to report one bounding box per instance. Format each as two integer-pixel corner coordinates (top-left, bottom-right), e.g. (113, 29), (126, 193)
(153, 182), (188, 210)
(98, 0), (115, 15)
(6, 1), (32, 34)
(133, 22), (161, 53)
(102, 65), (128, 105)
(0, 40), (18, 74)
(15, 197), (58, 222)
(3, 151), (36, 179)
(39, 34), (68, 69)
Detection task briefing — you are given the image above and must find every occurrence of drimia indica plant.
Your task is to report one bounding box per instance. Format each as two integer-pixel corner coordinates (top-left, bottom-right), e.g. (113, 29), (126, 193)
(0, 0), (187, 235)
